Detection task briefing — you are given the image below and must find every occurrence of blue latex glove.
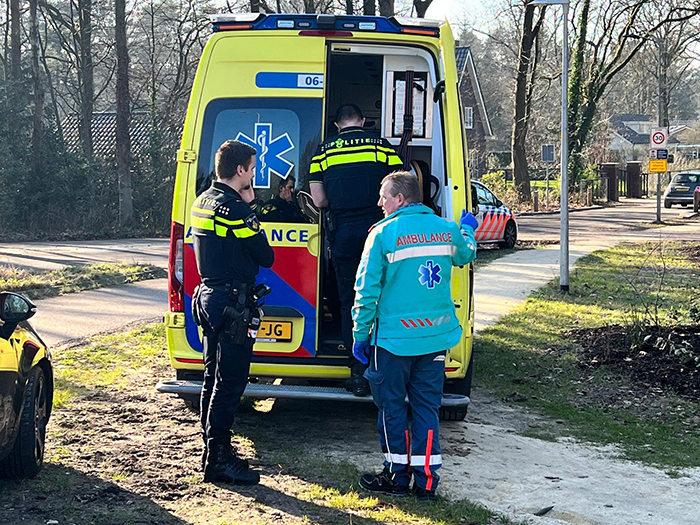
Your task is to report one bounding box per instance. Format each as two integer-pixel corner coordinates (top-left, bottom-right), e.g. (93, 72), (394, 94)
(460, 209), (479, 231)
(353, 340), (370, 365)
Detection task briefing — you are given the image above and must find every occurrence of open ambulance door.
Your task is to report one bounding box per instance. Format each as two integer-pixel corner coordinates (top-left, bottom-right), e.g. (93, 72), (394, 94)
(183, 34), (327, 366)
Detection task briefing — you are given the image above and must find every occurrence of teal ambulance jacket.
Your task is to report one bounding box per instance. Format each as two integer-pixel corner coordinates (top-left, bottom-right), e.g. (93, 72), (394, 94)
(352, 204), (478, 356)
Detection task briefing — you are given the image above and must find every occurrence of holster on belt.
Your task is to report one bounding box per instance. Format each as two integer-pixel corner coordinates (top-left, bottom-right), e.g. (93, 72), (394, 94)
(323, 210), (337, 242)
(219, 281), (248, 345)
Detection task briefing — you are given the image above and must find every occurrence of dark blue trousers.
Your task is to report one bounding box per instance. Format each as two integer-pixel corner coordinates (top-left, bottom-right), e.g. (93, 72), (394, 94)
(198, 286), (254, 444)
(364, 346), (445, 491)
(330, 217), (377, 363)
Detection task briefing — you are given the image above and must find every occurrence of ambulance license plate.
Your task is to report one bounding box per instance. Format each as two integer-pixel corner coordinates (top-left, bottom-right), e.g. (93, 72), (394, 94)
(258, 321), (293, 342)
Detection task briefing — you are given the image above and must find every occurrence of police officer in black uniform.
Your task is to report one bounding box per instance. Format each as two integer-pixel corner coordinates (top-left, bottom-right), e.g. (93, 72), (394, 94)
(191, 140), (274, 485)
(309, 104), (402, 396)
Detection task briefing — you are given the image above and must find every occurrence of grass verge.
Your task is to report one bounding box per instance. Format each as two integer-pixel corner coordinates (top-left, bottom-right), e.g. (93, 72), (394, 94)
(476, 240), (700, 469)
(0, 262), (166, 300)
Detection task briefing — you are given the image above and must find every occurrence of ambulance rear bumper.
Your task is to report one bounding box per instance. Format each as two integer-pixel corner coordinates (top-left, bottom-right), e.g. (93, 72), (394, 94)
(156, 380), (470, 407)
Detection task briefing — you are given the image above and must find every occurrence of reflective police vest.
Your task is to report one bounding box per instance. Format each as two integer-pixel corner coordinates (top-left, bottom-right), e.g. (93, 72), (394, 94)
(309, 126), (402, 221)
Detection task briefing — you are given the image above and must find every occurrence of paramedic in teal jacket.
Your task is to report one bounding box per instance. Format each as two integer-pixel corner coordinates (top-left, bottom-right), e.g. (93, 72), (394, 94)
(352, 171), (478, 501)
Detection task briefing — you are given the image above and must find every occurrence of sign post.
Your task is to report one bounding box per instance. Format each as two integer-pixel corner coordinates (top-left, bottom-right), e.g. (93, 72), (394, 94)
(649, 127), (668, 223)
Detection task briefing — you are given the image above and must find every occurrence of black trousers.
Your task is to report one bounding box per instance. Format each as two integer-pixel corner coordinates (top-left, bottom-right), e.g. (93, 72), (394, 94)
(198, 286), (254, 444)
(330, 217), (378, 366)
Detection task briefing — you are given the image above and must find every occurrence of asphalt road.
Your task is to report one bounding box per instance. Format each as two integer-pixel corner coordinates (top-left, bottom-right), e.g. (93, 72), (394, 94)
(0, 238), (169, 272)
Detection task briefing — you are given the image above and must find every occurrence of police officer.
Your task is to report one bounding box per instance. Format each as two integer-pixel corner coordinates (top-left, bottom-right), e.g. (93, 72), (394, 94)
(191, 139), (274, 485)
(309, 104), (402, 396)
(260, 176), (308, 223)
(352, 172), (478, 500)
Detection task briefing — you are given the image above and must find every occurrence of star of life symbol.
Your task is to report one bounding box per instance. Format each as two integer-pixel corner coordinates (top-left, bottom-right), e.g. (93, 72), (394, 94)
(236, 123), (294, 188)
(418, 260), (441, 289)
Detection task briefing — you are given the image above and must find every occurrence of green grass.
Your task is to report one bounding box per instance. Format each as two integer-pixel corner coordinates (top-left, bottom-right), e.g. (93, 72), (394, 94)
(53, 324), (165, 407)
(0, 262), (166, 300)
(476, 241), (700, 468)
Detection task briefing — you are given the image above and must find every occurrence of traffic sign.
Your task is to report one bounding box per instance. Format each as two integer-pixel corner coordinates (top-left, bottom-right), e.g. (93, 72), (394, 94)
(649, 159), (667, 172)
(650, 127), (668, 149)
(541, 144), (555, 163)
(649, 149), (657, 159)
(656, 149), (668, 160)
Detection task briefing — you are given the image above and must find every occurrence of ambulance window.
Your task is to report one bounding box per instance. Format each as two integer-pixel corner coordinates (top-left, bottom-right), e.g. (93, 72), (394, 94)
(195, 98), (323, 220)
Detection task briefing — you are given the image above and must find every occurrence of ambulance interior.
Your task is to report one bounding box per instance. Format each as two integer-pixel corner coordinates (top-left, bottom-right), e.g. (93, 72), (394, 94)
(310, 44), (448, 355)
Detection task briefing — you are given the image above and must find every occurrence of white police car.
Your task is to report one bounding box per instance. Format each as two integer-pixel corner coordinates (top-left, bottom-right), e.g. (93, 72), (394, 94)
(471, 180), (518, 249)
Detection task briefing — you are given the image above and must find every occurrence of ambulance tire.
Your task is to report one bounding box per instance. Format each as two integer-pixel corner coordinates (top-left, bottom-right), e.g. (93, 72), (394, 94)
(439, 352), (474, 422)
(498, 220), (517, 249)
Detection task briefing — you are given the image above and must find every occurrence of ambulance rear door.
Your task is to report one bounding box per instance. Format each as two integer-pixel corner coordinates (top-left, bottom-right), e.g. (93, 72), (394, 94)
(182, 32), (326, 365)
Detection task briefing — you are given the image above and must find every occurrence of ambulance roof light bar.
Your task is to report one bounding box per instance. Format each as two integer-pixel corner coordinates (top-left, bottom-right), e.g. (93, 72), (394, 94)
(210, 13), (440, 37)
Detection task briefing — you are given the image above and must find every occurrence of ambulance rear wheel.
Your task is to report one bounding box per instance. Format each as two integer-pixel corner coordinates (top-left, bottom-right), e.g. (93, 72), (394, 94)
(499, 220), (517, 249)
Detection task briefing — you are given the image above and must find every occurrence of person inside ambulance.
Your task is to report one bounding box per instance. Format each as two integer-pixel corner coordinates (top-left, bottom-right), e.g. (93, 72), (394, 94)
(260, 176), (309, 223)
(309, 103), (403, 396)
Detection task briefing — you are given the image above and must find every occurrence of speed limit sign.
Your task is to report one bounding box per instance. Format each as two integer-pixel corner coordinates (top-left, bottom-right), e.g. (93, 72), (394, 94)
(650, 127), (668, 149)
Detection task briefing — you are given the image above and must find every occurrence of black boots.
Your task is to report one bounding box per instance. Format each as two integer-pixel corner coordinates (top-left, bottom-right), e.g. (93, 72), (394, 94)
(346, 363), (370, 397)
(203, 440), (260, 485)
(201, 438), (249, 472)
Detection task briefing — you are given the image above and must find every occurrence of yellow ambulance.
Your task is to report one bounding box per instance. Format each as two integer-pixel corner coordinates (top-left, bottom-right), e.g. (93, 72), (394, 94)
(157, 13), (477, 420)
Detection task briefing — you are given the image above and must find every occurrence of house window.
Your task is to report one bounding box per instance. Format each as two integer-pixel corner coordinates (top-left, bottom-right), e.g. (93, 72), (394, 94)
(464, 106), (474, 130)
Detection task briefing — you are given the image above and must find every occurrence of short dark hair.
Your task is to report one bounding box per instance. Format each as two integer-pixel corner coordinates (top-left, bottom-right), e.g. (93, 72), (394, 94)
(335, 104), (363, 125)
(382, 171), (421, 204)
(215, 140), (256, 180)
(278, 176), (296, 195)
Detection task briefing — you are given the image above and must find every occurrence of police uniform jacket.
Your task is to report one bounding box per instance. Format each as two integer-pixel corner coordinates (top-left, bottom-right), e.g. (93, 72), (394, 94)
(191, 181), (274, 289)
(309, 127), (403, 222)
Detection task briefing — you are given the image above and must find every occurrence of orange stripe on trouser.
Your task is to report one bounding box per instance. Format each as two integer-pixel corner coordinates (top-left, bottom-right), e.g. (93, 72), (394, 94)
(424, 428), (434, 491)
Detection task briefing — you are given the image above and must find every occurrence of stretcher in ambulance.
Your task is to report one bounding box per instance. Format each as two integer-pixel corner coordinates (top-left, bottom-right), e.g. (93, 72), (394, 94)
(157, 13), (478, 420)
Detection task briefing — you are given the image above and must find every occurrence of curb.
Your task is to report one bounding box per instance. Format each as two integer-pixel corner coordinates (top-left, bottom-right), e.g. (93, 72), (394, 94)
(516, 205), (604, 217)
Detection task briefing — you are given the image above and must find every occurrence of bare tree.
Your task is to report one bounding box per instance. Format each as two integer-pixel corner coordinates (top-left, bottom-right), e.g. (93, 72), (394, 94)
(413, 0), (432, 18)
(78, 0), (94, 160)
(511, 1), (546, 203)
(115, 0), (133, 227)
(10, 0), (19, 79)
(378, 0), (393, 17)
(567, 0), (700, 182)
(30, 0), (44, 173)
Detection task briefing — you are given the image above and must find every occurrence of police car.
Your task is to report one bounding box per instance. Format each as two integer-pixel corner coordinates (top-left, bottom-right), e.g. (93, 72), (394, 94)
(471, 180), (518, 249)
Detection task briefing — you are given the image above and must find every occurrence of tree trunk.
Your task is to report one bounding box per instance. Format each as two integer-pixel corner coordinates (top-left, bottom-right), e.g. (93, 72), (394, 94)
(346, 0), (354, 15)
(363, 0), (375, 16)
(379, 0), (393, 17)
(413, 0), (432, 18)
(115, 0), (134, 228)
(251, 0), (259, 13)
(10, 0), (20, 79)
(29, 0), (43, 174)
(511, 4), (544, 204)
(79, 0), (94, 160)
